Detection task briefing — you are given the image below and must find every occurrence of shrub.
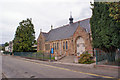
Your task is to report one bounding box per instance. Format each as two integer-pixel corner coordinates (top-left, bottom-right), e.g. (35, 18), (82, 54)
(37, 50), (44, 54)
(78, 51), (95, 64)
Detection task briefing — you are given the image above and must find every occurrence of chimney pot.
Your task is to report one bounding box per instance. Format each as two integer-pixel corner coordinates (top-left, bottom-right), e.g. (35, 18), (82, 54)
(51, 25), (53, 30)
(40, 29), (42, 32)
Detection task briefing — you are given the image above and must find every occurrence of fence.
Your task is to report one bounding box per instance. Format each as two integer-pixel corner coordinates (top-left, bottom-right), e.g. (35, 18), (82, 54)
(3, 51), (12, 55)
(2, 49), (120, 65)
(95, 49), (120, 66)
(13, 52), (55, 61)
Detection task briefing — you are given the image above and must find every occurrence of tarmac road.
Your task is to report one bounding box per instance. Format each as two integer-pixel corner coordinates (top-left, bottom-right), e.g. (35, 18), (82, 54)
(2, 54), (119, 79)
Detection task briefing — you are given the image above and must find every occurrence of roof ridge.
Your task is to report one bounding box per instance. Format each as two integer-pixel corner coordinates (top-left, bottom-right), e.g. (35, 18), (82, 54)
(41, 32), (48, 34)
(48, 18), (90, 32)
(40, 18), (90, 42)
(74, 18), (90, 24)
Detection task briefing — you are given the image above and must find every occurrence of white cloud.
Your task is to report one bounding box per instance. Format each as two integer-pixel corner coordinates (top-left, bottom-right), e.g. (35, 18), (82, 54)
(0, 0), (92, 44)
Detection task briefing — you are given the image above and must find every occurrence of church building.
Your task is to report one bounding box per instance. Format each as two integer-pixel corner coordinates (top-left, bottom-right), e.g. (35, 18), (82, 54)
(37, 15), (93, 57)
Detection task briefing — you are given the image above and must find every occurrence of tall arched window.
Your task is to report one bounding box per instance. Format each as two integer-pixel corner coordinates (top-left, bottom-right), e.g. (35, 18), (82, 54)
(55, 43), (56, 50)
(57, 42), (59, 50)
(66, 41), (68, 49)
(53, 43), (54, 49)
(63, 42), (65, 50)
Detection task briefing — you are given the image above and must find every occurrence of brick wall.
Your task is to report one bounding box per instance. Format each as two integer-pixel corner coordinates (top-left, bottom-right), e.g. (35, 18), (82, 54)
(44, 38), (72, 57)
(37, 26), (93, 57)
(73, 26), (93, 56)
(37, 33), (45, 52)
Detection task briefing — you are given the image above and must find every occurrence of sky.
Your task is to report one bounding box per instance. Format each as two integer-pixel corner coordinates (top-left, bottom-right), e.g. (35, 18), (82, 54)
(0, 0), (93, 44)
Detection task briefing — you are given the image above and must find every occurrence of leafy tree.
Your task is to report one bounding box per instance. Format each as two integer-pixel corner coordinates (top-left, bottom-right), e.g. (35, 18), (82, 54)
(106, 2), (120, 22)
(34, 40), (37, 45)
(13, 18), (35, 52)
(0, 46), (2, 50)
(2, 42), (9, 51)
(90, 2), (120, 61)
(4, 42), (9, 47)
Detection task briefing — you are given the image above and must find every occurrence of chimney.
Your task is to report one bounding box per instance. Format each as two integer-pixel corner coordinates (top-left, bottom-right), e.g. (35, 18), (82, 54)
(51, 25), (53, 30)
(40, 29), (42, 32)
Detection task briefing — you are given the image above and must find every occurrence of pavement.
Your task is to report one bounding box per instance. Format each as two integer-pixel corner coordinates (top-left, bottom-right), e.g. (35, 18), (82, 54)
(11, 54), (120, 70)
(1, 54), (120, 79)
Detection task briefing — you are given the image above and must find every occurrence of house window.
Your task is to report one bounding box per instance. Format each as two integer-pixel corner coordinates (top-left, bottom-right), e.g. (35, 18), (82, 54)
(66, 41), (68, 49)
(45, 44), (50, 50)
(72, 40), (73, 42)
(55, 43), (56, 50)
(39, 41), (42, 50)
(57, 43), (59, 50)
(77, 44), (79, 47)
(63, 42), (65, 50)
(53, 43), (54, 49)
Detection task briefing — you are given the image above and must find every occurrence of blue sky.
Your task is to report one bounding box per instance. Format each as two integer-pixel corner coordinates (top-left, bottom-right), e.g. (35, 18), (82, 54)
(0, 0), (93, 44)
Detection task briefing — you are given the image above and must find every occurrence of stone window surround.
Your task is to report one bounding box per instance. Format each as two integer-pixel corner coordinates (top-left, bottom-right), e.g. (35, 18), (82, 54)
(45, 44), (50, 50)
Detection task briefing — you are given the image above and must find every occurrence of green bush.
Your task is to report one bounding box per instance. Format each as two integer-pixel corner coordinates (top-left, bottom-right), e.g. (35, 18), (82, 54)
(78, 51), (95, 64)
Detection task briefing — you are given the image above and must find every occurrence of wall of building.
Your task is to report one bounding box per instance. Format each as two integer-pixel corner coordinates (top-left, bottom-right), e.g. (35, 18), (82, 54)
(5, 46), (9, 52)
(44, 38), (72, 57)
(37, 26), (93, 57)
(73, 26), (93, 56)
(37, 33), (45, 52)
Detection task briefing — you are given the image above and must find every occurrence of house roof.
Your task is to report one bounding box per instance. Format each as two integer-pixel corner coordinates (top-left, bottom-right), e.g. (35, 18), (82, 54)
(41, 18), (90, 42)
(41, 32), (48, 38)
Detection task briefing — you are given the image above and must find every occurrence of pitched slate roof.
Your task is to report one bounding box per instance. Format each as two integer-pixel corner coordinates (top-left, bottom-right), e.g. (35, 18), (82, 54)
(42, 18), (90, 42)
(41, 32), (48, 38)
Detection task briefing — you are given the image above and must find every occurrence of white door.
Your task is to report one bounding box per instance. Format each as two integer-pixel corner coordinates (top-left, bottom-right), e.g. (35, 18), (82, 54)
(76, 37), (85, 56)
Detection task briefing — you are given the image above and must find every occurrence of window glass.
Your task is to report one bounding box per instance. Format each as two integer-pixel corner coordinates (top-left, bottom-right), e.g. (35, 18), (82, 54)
(66, 41), (68, 49)
(63, 42), (65, 50)
(57, 43), (59, 50)
(45, 44), (50, 50)
(55, 43), (56, 50)
(53, 43), (54, 49)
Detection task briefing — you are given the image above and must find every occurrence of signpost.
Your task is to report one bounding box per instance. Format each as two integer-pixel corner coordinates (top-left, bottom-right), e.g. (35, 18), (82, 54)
(50, 48), (54, 61)
(51, 48), (54, 54)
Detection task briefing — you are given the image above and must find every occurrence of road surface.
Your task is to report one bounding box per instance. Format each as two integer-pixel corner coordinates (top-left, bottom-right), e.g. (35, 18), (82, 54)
(2, 54), (119, 78)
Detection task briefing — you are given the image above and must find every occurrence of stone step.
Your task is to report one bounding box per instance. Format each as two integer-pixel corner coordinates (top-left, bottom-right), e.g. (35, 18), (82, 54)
(59, 56), (75, 63)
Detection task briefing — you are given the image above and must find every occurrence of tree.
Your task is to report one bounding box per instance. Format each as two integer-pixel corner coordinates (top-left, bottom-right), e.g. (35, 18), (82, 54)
(4, 42), (9, 47)
(2, 42), (9, 51)
(106, 2), (120, 22)
(34, 40), (37, 45)
(90, 2), (120, 61)
(13, 18), (35, 52)
(0, 46), (2, 50)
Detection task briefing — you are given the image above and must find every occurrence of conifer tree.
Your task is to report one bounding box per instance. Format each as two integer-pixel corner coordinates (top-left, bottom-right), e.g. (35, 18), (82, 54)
(13, 18), (35, 52)
(90, 2), (120, 61)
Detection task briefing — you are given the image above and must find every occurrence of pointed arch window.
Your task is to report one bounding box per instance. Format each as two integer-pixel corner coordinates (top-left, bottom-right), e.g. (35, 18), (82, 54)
(57, 42), (59, 50)
(66, 41), (68, 49)
(63, 42), (65, 50)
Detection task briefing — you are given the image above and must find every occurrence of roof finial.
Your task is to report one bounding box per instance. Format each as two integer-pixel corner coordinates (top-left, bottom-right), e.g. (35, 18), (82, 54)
(70, 11), (72, 18)
(69, 11), (73, 24)
(40, 29), (42, 32)
(51, 25), (53, 30)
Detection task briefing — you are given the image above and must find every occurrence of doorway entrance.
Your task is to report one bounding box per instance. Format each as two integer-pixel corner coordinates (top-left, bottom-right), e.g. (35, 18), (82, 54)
(76, 37), (85, 56)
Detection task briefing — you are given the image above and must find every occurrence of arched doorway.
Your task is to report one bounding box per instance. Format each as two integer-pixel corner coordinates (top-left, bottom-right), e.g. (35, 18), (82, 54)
(76, 37), (85, 56)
